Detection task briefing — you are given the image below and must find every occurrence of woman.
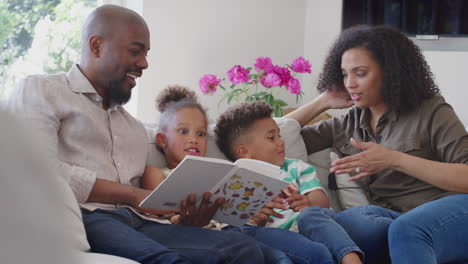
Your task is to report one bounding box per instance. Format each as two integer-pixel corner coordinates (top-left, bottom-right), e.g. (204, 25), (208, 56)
(286, 25), (468, 264)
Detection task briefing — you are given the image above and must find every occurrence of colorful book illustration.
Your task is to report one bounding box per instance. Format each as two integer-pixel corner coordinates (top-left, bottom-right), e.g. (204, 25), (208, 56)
(139, 155), (289, 227)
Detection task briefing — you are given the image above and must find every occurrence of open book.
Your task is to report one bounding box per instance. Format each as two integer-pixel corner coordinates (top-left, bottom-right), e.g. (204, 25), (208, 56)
(139, 155), (289, 227)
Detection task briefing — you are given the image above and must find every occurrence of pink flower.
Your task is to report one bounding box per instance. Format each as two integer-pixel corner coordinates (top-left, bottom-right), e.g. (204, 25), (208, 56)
(199, 74), (221, 94)
(254, 57), (274, 73)
(260, 73), (281, 88)
(286, 77), (301, 95)
(272, 65), (292, 86)
(227, 65), (251, 84)
(291, 56), (311, 73)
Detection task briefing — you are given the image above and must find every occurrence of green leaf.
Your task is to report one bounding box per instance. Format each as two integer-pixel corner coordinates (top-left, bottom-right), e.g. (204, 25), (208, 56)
(251, 91), (269, 97)
(273, 105), (283, 117)
(266, 94), (275, 106)
(275, 99), (288, 107)
(245, 96), (253, 102)
(227, 96), (233, 104)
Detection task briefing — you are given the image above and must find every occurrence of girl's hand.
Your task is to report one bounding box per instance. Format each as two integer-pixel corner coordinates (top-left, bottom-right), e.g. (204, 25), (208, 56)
(330, 138), (398, 181)
(319, 88), (354, 110)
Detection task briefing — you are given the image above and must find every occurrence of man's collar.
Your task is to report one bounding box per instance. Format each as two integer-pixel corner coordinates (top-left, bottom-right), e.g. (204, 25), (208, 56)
(67, 64), (98, 94)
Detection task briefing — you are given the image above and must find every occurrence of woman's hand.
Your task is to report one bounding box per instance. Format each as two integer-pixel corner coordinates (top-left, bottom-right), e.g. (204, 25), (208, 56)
(319, 88), (354, 110)
(330, 138), (398, 181)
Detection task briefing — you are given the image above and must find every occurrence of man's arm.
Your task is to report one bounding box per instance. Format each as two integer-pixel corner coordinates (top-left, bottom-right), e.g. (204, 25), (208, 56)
(8, 77), (98, 203)
(86, 178), (149, 207)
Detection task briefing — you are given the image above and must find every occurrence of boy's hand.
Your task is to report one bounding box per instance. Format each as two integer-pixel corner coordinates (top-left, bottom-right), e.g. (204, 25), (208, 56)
(177, 192), (224, 227)
(250, 195), (289, 226)
(287, 193), (313, 212)
(282, 183), (299, 198)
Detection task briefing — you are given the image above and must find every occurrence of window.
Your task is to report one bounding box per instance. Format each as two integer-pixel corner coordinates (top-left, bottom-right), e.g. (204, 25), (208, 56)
(0, 0), (98, 100)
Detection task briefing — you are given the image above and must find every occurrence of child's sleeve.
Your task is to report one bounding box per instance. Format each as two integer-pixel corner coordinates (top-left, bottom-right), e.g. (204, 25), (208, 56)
(295, 160), (326, 195)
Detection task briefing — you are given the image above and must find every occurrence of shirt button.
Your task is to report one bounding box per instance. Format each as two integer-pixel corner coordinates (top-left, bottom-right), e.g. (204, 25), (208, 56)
(114, 135), (118, 139)
(117, 162), (121, 167)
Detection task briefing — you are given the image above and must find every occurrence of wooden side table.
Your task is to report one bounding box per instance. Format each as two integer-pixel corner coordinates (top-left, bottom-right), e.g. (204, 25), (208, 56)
(283, 107), (332, 126)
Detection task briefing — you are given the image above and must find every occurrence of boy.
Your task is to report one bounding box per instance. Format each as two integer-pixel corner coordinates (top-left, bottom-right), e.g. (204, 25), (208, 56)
(215, 101), (363, 264)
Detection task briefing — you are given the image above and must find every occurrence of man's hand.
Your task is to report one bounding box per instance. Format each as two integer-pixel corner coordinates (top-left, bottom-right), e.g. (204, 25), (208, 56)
(133, 188), (179, 217)
(176, 192), (224, 227)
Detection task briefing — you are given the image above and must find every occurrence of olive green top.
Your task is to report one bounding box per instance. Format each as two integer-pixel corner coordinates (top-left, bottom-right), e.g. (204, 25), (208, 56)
(301, 95), (468, 212)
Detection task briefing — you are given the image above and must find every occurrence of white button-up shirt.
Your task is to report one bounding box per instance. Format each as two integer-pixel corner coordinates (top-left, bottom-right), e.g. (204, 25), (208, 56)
(8, 65), (150, 212)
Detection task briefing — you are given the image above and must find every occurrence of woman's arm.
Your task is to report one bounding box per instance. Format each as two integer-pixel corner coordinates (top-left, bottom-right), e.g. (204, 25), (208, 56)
(285, 89), (353, 127)
(393, 151), (468, 193)
(331, 139), (468, 193)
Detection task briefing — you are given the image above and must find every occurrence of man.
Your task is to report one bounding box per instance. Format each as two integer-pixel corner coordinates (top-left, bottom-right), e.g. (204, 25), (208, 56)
(8, 5), (265, 264)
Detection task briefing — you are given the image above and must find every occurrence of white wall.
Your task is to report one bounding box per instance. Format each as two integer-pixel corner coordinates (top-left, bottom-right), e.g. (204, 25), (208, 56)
(137, 0), (308, 123)
(133, 0), (467, 127)
(424, 51), (468, 127)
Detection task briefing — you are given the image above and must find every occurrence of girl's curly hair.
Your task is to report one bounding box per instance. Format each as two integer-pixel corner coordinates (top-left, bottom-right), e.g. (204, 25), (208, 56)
(318, 25), (439, 112)
(156, 84), (207, 133)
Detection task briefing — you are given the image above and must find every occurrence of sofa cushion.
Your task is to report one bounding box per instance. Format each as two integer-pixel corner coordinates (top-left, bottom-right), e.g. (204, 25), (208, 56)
(328, 152), (369, 211)
(274, 117), (309, 163)
(75, 252), (139, 264)
(0, 110), (83, 263)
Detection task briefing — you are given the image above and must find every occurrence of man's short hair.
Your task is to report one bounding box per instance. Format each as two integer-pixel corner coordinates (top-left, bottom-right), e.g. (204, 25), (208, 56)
(215, 101), (272, 161)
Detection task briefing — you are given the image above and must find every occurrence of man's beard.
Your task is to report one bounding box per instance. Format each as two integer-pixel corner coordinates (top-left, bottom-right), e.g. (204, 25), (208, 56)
(106, 78), (131, 106)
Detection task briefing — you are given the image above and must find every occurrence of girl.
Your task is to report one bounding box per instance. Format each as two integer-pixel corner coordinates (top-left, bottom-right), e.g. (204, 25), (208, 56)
(142, 85), (335, 264)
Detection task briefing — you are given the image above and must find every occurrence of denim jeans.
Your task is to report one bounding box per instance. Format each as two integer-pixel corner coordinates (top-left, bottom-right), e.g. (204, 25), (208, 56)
(82, 208), (265, 264)
(296, 206), (363, 263)
(330, 194), (468, 264)
(240, 225), (334, 264)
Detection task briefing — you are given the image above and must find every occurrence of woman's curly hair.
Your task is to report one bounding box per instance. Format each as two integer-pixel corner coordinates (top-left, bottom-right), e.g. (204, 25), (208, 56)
(156, 84), (207, 133)
(318, 25), (439, 112)
(215, 101), (272, 161)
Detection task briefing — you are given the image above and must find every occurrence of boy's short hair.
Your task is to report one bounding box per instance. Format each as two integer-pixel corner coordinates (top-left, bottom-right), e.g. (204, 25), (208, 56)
(215, 101), (272, 161)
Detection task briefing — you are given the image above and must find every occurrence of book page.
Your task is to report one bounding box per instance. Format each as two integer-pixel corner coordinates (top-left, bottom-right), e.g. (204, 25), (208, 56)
(211, 165), (289, 227)
(139, 155), (235, 210)
(234, 158), (284, 180)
